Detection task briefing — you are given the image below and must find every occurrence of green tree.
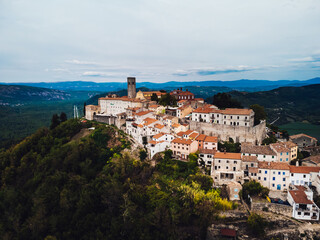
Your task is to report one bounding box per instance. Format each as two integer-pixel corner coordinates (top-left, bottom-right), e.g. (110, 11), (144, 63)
(250, 104), (267, 125)
(50, 114), (60, 130)
(242, 180), (269, 199)
(151, 93), (158, 102)
(159, 93), (177, 106)
(212, 92), (242, 109)
(60, 112), (67, 122)
(139, 149), (148, 161)
(247, 212), (267, 236)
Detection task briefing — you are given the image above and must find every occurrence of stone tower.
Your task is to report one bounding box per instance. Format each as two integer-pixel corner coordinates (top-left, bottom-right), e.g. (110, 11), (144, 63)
(127, 77), (136, 98)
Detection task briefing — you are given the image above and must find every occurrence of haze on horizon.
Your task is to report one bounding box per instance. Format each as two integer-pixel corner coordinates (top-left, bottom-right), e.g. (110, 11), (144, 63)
(0, 0), (320, 83)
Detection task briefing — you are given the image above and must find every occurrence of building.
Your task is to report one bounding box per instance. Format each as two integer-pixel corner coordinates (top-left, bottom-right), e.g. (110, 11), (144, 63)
(148, 133), (174, 158)
(171, 138), (198, 160)
(289, 133), (318, 150)
(289, 166), (320, 186)
(203, 136), (218, 150)
(242, 156), (259, 178)
(198, 149), (216, 166)
(170, 88), (195, 100)
(127, 77), (136, 98)
(241, 143), (277, 162)
(227, 181), (242, 201)
(177, 104), (193, 119)
(211, 152), (243, 185)
(270, 142), (292, 163)
(85, 105), (101, 120)
(98, 96), (144, 116)
(256, 162), (290, 191)
(191, 107), (254, 127)
(287, 185), (319, 221)
(135, 90), (166, 100)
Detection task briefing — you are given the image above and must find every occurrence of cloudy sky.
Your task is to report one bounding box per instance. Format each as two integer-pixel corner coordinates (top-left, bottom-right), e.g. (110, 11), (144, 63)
(1, 0), (320, 83)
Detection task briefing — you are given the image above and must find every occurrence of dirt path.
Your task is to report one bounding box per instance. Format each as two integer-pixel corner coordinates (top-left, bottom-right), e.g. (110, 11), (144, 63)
(71, 129), (91, 141)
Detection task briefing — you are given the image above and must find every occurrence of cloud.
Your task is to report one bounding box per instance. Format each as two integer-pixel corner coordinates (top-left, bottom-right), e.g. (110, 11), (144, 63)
(172, 70), (190, 76)
(172, 66), (259, 76)
(81, 71), (125, 78)
(289, 55), (320, 62)
(197, 69), (251, 76)
(65, 59), (100, 66)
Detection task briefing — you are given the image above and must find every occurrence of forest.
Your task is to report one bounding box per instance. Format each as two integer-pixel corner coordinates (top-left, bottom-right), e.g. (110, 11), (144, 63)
(0, 119), (234, 240)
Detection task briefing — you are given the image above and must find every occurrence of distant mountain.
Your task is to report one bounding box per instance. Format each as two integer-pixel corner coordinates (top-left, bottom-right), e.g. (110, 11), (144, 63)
(228, 84), (320, 125)
(0, 84), (101, 105)
(3, 77), (320, 92)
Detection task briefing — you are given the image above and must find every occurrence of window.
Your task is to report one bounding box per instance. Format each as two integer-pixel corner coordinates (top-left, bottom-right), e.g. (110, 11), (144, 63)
(259, 170), (261, 173)
(303, 175), (306, 178)
(234, 188), (238, 192)
(286, 158), (288, 161)
(272, 177), (275, 180)
(234, 194), (238, 198)
(265, 171), (267, 174)
(291, 173), (294, 176)
(237, 116), (239, 119)
(263, 155), (266, 158)
(272, 184), (275, 187)
(234, 161), (237, 164)
(287, 152), (289, 155)
(278, 172), (281, 175)
(273, 171), (275, 174)
(258, 177), (261, 180)
(264, 177), (266, 181)
(233, 167), (236, 171)
(283, 178), (285, 181)
(283, 184), (286, 187)
(281, 152), (283, 156)
(297, 212), (301, 215)
(272, 156), (274, 158)
(283, 172), (285, 175)
(226, 166), (229, 169)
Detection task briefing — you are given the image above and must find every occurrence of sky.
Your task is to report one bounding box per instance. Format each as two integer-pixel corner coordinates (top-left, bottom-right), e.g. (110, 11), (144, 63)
(0, 0), (320, 83)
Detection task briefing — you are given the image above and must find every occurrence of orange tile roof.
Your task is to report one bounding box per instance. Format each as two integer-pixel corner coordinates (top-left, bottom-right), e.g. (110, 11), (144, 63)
(172, 123), (181, 128)
(270, 142), (290, 153)
(189, 132), (199, 139)
(177, 131), (185, 136)
(289, 166), (320, 174)
(204, 136), (218, 143)
(215, 152), (242, 160)
(196, 134), (207, 141)
(184, 130), (194, 135)
(149, 140), (157, 145)
(258, 162), (290, 170)
(135, 111), (153, 116)
(99, 96), (143, 102)
(289, 190), (313, 204)
(149, 104), (160, 108)
(172, 138), (194, 145)
(143, 117), (158, 126)
(199, 149), (217, 154)
(154, 124), (164, 129)
(153, 133), (165, 139)
(249, 167), (259, 173)
(193, 107), (220, 114)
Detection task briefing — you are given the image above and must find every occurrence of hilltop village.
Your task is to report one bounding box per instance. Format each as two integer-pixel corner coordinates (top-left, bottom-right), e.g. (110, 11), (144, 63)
(85, 77), (320, 223)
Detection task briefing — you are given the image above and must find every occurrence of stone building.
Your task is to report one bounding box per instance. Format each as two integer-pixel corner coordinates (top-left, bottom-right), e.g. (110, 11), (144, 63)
(289, 133), (318, 150)
(127, 77), (136, 99)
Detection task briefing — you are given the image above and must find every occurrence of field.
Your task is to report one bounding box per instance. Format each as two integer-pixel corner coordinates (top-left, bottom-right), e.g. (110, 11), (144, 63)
(279, 122), (320, 141)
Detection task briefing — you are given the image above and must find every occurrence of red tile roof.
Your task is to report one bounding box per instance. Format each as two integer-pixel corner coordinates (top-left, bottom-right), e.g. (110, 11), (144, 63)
(153, 133), (165, 139)
(172, 138), (194, 145)
(258, 162), (290, 170)
(135, 111), (153, 116)
(289, 166), (320, 174)
(222, 108), (253, 115)
(204, 136), (218, 143)
(215, 152), (242, 160)
(289, 190), (313, 204)
(195, 134), (207, 141)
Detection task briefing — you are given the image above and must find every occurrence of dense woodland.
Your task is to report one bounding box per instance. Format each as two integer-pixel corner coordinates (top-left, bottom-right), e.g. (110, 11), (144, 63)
(0, 119), (234, 240)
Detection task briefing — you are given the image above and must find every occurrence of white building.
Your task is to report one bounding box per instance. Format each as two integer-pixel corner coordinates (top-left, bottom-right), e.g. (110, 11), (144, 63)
(198, 149), (216, 166)
(211, 152), (243, 186)
(241, 143), (277, 162)
(99, 96), (144, 116)
(289, 166), (320, 186)
(256, 162), (290, 191)
(287, 185), (319, 221)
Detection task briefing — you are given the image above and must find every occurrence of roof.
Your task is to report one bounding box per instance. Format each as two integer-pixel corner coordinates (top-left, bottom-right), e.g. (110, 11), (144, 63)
(153, 133), (165, 139)
(242, 155), (258, 162)
(177, 131), (185, 137)
(215, 152), (242, 160)
(183, 130), (194, 135)
(303, 155), (320, 164)
(290, 133), (318, 141)
(135, 111), (153, 116)
(143, 118), (158, 126)
(289, 190), (313, 204)
(189, 132), (199, 139)
(199, 149), (217, 155)
(289, 166), (320, 174)
(241, 144), (276, 156)
(220, 229), (236, 237)
(282, 141), (298, 148)
(154, 124), (164, 129)
(149, 104), (160, 108)
(172, 123), (181, 128)
(270, 142), (290, 153)
(99, 96), (143, 102)
(222, 108), (253, 115)
(204, 136), (218, 143)
(195, 134), (207, 141)
(172, 138), (194, 145)
(193, 107), (221, 114)
(258, 162), (290, 170)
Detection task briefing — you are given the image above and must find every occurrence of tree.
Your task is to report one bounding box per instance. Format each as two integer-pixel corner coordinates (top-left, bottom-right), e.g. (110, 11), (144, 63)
(250, 104), (266, 125)
(50, 114), (60, 130)
(212, 93), (242, 109)
(139, 149), (148, 161)
(60, 112), (67, 122)
(247, 212), (267, 236)
(151, 93), (158, 102)
(159, 93), (177, 106)
(242, 180), (269, 199)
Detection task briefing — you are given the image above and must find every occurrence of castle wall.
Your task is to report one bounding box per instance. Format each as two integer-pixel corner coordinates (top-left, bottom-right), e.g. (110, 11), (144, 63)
(189, 120), (266, 144)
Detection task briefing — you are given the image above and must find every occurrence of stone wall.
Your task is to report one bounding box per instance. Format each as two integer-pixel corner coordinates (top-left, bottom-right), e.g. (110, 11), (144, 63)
(189, 120), (266, 144)
(251, 202), (292, 217)
(93, 115), (126, 129)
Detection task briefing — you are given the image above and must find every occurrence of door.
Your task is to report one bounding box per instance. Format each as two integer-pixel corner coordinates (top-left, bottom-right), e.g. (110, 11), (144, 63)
(277, 184), (281, 190)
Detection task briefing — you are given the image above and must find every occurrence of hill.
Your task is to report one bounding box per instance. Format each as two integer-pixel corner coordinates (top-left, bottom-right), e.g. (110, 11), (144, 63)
(3, 77), (320, 92)
(0, 119), (233, 239)
(229, 84), (320, 125)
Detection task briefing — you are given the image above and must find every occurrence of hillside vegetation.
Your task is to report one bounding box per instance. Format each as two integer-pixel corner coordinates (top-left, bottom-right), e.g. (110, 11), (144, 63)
(0, 120), (233, 240)
(229, 84), (320, 125)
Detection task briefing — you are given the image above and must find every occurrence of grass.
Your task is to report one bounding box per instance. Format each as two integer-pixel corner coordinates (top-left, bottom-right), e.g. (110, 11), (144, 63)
(279, 122), (320, 141)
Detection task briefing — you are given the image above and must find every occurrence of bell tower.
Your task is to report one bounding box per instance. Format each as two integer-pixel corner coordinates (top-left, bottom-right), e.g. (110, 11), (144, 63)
(127, 77), (136, 98)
